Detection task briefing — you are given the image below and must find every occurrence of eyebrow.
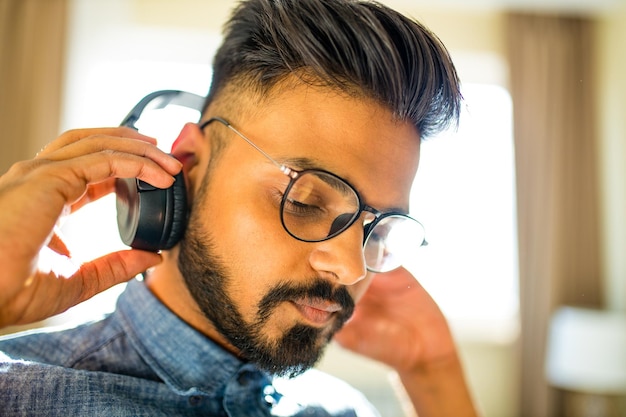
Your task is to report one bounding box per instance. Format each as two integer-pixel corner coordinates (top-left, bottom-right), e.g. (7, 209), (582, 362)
(276, 156), (324, 171)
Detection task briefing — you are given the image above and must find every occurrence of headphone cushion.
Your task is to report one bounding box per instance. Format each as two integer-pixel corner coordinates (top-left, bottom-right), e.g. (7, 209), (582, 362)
(115, 171), (188, 251)
(162, 171), (187, 249)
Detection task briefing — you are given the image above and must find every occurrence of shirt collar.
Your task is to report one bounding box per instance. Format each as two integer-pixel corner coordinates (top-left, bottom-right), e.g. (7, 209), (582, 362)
(116, 278), (253, 396)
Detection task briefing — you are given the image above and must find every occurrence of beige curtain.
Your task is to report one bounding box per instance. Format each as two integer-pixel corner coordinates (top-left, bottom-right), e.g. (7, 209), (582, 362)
(506, 13), (603, 417)
(0, 0), (68, 173)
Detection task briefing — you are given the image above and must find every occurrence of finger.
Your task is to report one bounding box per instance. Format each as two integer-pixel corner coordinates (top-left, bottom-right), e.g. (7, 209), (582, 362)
(73, 179), (115, 209)
(40, 135), (182, 177)
(47, 232), (71, 257)
(35, 151), (180, 205)
(368, 267), (420, 292)
(334, 313), (377, 354)
(68, 179), (118, 213)
(70, 249), (162, 304)
(0, 250), (162, 327)
(38, 127), (157, 157)
(334, 323), (359, 347)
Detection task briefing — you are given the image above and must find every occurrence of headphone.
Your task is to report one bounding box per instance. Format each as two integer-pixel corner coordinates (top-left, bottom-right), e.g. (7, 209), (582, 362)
(114, 90), (203, 251)
(115, 173), (187, 251)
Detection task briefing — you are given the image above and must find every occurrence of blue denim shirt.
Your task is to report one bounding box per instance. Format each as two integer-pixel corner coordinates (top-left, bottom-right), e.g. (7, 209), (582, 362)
(0, 279), (379, 417)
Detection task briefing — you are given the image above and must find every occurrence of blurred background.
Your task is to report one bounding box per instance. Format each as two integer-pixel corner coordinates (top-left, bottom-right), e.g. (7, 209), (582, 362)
(1, 0), (625, 416)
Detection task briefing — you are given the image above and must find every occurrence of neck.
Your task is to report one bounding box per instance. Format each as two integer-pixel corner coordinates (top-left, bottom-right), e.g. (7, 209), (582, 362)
(145, 247), (241, 357)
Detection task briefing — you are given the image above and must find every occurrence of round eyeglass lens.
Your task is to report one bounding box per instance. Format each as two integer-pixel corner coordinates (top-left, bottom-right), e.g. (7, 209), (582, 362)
(281, 170), (360, 242)
(364, 215), (426, 273)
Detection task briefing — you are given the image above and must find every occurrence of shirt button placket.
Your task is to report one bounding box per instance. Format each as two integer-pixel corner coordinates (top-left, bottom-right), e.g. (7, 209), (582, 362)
(224, 367), (274, 417)
(263, 385), (281, 408)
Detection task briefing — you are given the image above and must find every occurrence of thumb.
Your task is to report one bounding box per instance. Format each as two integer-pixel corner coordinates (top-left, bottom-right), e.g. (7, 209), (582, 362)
(70, 249), (162, 303)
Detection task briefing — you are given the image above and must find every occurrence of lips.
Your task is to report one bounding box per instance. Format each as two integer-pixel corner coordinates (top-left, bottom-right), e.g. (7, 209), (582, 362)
(292, 298), (342, 325)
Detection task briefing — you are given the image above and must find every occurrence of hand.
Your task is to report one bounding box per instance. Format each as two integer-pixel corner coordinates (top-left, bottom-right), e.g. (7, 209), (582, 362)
(335, 268), (479, 416)
(335, 267), (456, 372)
(0, 127), (182, 328)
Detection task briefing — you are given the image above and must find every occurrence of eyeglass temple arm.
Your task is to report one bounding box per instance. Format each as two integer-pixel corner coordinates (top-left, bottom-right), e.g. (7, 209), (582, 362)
(201, 117), (297, 179)
(120, 90), (206, 128)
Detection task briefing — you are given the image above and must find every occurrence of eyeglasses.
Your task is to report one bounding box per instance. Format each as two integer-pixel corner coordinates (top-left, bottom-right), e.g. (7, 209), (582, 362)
(199, 117), (427, 273)
(122, 90), (427, 273)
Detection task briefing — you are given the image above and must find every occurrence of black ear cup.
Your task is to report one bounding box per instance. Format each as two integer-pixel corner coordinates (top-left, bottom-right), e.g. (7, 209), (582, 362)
(163, 171), (188, 249)
(115, 171), (188, 251)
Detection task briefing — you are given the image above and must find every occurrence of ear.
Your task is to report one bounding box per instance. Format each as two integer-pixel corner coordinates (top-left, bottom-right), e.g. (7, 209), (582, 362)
(170, 122), (210, 201)
(171, 122), (206, 165)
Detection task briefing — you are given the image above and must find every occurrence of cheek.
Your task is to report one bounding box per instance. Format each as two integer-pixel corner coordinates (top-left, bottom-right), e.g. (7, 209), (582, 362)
(212, 197), (289, 272)
(206, 165), (308, 269)
(194, 176), (305, 315)
(196, 165), (280, 253)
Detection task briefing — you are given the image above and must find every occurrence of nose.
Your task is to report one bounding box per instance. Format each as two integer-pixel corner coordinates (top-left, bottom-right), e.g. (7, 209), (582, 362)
(307, 220), (367, 286)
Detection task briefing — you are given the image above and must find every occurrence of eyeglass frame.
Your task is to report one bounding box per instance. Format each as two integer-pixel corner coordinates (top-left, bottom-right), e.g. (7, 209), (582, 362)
(122, 89), (427, 271)
(200, 116), (426, 246)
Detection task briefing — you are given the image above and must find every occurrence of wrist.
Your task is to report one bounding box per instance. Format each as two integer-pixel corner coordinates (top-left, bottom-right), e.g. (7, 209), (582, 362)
(397, 352), (480, 417)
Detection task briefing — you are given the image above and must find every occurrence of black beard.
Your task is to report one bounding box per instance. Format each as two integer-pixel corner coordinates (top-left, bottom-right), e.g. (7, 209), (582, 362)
(177, 216), (355, 378)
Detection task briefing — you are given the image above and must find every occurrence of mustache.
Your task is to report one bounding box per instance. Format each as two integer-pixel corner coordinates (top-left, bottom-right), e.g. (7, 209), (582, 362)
(258, 279), (355, 322)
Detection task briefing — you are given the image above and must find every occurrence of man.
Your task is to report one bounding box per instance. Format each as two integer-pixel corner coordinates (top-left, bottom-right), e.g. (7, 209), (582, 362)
(0, 0), (477, 415)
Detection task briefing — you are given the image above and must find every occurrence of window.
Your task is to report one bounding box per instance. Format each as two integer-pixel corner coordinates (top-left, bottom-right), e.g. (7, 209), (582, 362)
(407, 83), (519, 342)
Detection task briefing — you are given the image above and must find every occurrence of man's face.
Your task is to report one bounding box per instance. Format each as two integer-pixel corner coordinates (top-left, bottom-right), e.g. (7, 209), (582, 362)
(178, 83), (421, 377)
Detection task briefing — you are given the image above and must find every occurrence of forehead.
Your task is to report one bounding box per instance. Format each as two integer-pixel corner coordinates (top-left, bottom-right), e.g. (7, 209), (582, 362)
(227, 82), (421, 210)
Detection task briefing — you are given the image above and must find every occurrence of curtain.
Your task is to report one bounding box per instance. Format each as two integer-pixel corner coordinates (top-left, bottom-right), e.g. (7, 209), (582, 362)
(0, 0), (68, 174)
(506, 13), (603, 417)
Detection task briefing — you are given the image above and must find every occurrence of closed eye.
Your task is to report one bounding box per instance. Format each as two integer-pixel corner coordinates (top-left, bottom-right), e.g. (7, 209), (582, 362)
(283, 197), (324, 217)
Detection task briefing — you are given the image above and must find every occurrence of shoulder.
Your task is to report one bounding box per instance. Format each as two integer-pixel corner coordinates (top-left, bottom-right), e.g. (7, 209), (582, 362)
(0, 316), (120, 367)
(273, 368), (381, 417)
(0, 353), (176, 417)
(0, 314), (161, 383)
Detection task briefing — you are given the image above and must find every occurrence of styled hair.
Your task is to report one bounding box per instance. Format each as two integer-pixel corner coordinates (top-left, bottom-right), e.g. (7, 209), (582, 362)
(205, 0), (461, 138)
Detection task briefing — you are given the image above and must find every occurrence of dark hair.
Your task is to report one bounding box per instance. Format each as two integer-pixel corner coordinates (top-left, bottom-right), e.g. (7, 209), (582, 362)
(205, 0), (461, 138)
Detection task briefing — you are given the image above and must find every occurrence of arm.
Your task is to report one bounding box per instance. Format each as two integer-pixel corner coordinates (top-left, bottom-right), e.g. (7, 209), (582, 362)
(0, 127), (182, 328)
(334, 267), (479, 417)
